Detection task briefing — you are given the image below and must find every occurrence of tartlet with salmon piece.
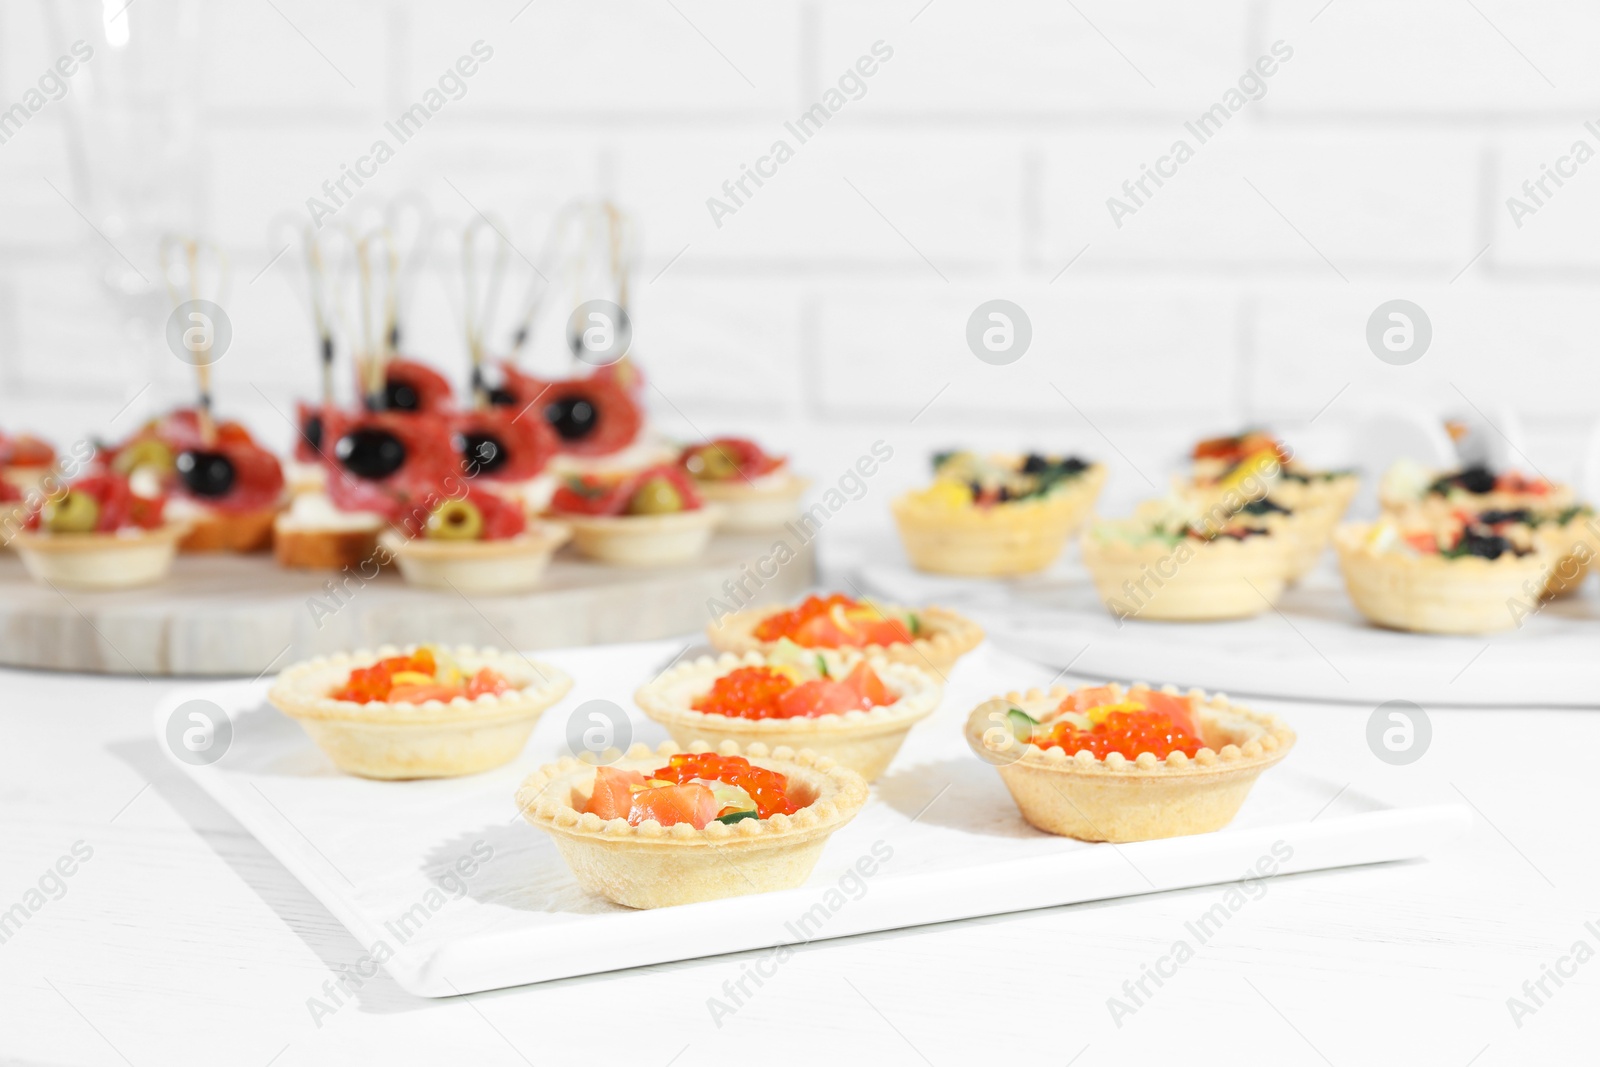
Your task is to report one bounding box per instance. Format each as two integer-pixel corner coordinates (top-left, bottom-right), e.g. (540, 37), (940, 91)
(708, 593), (983, 677)
(635, 646), (942, 781)
(677, 436), (809, 532)
(516, 740), (868, 909)
(967, 682), (1294, 842)
(268, 644), (573, 779)
(892, 451), (1105, 576)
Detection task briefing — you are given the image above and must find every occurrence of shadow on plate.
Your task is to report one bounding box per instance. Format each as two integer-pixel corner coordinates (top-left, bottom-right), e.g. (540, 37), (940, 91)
(420, 822), (622, 918)
(873, 756), (1044, 840)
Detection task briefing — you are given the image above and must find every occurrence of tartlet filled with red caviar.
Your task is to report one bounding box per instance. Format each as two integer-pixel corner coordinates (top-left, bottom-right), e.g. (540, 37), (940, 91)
(677, 436), (809, 531)
(515, 740), (868, 909)
(635, 647), (942, 781)
(549, 464), (720, 565)
(268, 645), (572, 779)
(1335, 514), (1554, 634)
(10, 471), (190, 589)
(892, 451), (1106, 576)
(1082, 496), (1294, 622)
(707, 593), (983, 677)
(966, 682), (1295, 843)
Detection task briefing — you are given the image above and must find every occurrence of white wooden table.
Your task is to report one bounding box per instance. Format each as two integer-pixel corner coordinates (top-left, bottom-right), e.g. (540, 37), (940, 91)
(1, 649), (1593, 1065)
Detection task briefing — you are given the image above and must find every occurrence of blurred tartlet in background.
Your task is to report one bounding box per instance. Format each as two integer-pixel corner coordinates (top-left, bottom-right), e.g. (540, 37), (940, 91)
(892, 451), (1104, 576)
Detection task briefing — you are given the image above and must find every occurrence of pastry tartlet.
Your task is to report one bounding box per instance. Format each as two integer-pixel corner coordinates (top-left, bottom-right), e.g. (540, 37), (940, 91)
(635, 647), (942, 781)
(1184, 431), (1359, 582)
(966, 682), (1294, 842)
(380, 485), (570, 593)
(515, 740), (868, 909)
(550, 464), (719, 565)
(268, 645), (573, 779)
(678, 436), (808, 531)
(892, 452), (1105, 576)
(708, 594), (983, 677)
(1335, 515), (1554, 634)
(11, 471), (189, 589)
(1082, 497), (1294, 622)
(1529, 505), (1600, 597)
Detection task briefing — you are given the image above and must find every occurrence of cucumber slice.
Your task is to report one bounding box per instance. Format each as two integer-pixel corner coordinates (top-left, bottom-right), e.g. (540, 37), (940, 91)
(715, 810), (759, 825)
(1006, 707), (1038, 740)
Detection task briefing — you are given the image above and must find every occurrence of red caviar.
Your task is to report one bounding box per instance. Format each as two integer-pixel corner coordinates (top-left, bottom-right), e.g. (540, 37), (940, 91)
(330, 648), (512, 704)
(751, 594), (914, 649)
(691, 662), (894, 720)
(649, 753), (799, 818)
(693, 666), (796, 718)
(1029, 687), (1204, 760)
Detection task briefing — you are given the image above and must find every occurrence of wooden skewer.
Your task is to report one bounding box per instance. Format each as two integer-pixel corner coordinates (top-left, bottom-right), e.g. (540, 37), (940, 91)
(302, 228), (335, 407)
(352, 229), (389, 410)
(384, 192), (433, 353)
(507, 199), (583, 360)
(160, 234), (228, 448)
(462, 214), (509, 410)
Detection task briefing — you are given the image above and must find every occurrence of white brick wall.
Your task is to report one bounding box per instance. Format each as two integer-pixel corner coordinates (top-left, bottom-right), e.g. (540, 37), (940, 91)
(2, 0), (1598, 529)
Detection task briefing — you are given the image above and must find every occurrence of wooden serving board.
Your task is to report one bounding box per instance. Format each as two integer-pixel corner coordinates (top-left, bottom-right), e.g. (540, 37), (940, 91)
(0, 535), (812, 677)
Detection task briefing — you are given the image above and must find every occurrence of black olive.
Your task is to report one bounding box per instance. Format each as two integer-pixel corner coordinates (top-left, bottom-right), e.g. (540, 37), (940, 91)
(382, 379), (420, 412)
(300, 412), (323, 453)
(457, 431), (508, 476)
(1241, 498), (1291, 516)
(1446, 465), (1497, 494)
(1059, 456), (1088, 474)
(545, 396), (599, 441)
(1021, 453), (1049, 474)
(175, 450), (236, 498)
(486, 386), (518, 407)
(1457, 529), (1510, 559)
(1477, 508), (1530, 526)
(335, 428), (407, 479)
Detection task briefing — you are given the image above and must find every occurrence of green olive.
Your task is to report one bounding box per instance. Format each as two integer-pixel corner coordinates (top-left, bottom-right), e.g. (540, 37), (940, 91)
(112, 438), (174, 476)
(425, 498), (484, 541)
(686, 446), (737, 480)
(43, 490), (100, 534)
(627, 476), (685, 516)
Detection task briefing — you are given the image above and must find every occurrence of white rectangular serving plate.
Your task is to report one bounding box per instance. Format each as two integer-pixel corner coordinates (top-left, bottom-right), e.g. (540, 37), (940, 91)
(155, 639), (1470, 997)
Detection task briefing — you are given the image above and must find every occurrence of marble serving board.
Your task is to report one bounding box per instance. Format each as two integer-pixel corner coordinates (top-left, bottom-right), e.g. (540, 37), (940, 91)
(0, 534), (810, 676)
(855, 553), (1600, 708)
